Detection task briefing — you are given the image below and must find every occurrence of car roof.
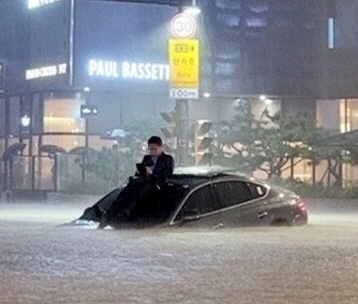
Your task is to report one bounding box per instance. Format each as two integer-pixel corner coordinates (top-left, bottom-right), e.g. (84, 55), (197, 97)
(168, 166), (256, 187)
(173, 165), (240, 176)
(168, 167), (297, 198)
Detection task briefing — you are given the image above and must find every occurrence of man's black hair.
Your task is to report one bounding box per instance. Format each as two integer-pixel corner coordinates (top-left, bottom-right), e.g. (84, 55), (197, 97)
(147, 136), (163, 146)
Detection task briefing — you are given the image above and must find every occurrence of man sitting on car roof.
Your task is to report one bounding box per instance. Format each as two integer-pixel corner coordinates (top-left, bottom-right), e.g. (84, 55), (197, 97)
(97, 135), (174, 229)
(136, 135), (174, 181)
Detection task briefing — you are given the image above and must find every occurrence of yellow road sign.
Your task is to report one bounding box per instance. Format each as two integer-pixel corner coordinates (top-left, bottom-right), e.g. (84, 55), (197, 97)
(169, 39), (199, 91)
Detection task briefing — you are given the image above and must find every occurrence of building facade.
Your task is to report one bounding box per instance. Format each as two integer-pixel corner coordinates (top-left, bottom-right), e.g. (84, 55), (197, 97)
(1, 0), (358, 191)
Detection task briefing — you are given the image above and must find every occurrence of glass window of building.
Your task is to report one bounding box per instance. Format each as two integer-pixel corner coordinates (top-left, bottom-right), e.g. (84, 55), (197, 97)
(43, 92), (85, 133)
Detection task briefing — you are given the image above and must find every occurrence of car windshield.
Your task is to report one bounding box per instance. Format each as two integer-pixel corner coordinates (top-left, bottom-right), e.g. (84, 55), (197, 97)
(96, 187), (123, 211)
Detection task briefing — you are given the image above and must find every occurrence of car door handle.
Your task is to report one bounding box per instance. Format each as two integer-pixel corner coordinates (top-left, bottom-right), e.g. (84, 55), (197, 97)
(212, 223), (224, 229)
(257, 211), (268, 219)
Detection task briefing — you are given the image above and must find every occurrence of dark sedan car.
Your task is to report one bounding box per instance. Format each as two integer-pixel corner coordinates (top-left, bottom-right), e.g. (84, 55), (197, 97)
(75, 167), (308, 229)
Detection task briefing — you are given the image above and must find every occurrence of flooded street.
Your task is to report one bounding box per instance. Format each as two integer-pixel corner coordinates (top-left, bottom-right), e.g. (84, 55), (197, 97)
(1, 202), (358, 304)
(2, 1), (358, 303)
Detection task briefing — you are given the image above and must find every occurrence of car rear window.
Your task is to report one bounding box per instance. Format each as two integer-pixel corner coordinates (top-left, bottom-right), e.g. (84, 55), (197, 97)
(181, 184), (214, 214)
(247, 182), (267, 198)
(213, 181), (253, 208)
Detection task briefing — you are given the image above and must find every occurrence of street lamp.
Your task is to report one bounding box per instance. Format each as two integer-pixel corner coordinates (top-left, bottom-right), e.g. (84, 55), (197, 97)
(183, 0), (201, 15)
(259, 95), (267, 101)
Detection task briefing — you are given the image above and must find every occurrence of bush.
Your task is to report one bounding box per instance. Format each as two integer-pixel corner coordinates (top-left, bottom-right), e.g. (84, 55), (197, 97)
(268, 177), (358, 199)
(62, 180), (113, 195)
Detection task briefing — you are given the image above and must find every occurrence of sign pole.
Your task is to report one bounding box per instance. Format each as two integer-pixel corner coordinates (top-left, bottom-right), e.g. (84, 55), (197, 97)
(85, 118), (89, 149)
(169, 12), (199, 166)
(175, 98), (189, 166)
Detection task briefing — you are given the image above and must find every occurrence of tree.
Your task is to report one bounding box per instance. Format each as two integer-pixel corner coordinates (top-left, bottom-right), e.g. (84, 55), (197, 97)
(123, 117), (163, 143)
(79, 147), (134, 189)
(213, 100), (329, 179)
(212, 100), (264, 173)
(310, 142), (358, 188)
(79, 117), (164, 190)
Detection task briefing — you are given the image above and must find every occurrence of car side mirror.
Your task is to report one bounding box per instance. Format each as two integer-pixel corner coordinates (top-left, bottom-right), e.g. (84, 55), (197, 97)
(182, 209), (201, 222)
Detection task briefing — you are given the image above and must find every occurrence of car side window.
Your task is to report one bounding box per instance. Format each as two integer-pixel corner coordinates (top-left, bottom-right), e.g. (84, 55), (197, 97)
(247, 182), (267, 199)
(181, 185), (214, 215)
(213, 181), (253, 208)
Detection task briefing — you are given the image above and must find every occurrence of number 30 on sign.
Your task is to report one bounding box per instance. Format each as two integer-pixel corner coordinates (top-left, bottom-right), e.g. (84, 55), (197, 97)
(170, 13), (197, 39)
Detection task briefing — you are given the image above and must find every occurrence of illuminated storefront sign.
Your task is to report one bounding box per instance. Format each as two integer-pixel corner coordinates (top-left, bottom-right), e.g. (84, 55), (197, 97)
(26, 63), (67, 80)
(88, 59), (170, 81)
(28, 0), (61, 9)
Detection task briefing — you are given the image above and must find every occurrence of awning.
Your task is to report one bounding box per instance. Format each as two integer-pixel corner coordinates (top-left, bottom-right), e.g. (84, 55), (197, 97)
(317, 129), (358, 147)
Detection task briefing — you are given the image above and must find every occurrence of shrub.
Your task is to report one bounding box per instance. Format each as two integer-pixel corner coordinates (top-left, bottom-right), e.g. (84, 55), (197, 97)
(268, 177), (358, 199)
(62, 180), (113, 195)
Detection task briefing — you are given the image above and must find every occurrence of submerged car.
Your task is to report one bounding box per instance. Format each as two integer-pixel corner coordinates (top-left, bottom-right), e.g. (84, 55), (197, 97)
(75, 167), (308, 229)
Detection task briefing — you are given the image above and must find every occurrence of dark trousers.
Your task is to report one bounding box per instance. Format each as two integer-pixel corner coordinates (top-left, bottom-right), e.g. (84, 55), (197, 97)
(106, 177), (159, 223)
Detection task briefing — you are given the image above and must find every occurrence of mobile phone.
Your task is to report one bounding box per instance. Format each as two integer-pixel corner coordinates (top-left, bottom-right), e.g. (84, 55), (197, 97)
(136, 163), (146, 175)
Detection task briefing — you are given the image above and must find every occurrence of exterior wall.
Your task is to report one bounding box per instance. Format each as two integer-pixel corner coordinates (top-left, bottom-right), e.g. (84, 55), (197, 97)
(0, 98), (5, 138)
(317, 99), (340, 132)
(3, 0), (358, 190)
(334, 0), (358, 49)
(0, 1), (30, 94)
(72, 1), (179, 133)
(318, 0), (358, 98)
(73, 1), (175, 91)
(202, 0), (324, 97)
(27, 0), (70, 91)
(85, 91), (175, 134)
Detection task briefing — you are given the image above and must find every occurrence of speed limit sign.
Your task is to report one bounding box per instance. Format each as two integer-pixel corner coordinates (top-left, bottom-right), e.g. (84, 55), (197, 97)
(170, 13), (197, 39)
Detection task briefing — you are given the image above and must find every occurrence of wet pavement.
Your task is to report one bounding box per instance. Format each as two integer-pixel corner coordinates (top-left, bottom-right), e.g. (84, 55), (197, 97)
(0, 201), (358, 304)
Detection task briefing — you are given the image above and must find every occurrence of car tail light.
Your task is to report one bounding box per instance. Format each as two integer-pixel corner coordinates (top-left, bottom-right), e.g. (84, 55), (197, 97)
(296, 198), (307, 212)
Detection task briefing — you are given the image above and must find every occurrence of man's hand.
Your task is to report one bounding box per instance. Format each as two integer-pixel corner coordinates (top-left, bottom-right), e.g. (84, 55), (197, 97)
(146, 166), (153, 175)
